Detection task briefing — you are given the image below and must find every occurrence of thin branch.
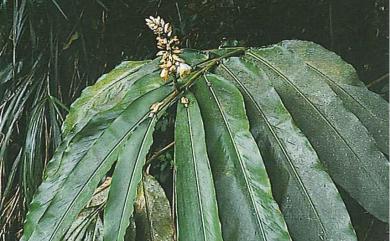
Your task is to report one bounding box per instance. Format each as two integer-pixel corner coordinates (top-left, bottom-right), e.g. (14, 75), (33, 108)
(145, 141), (175, 167)
(367, 73), (389, 88)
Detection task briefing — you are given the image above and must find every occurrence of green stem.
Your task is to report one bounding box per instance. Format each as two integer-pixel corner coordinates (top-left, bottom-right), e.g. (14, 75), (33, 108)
(153, 47), (246, 115)
(181, 47), (246, 90)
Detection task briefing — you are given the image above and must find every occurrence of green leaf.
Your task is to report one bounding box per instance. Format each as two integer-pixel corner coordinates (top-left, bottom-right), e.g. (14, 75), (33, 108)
(62, 60), (152, 137)
(22, 62), (165, 241)
(134, 174), (174, 241)
(28, 61), (156, 233)
(216, 56), (357, 241)
(282, 40), (389, 155)
(193, 73), (291, 241)
(245, 45), (389, 222)
(22, 68), (172, 241)
(174, 92), (223, 241)
(103, 117), (158, 241)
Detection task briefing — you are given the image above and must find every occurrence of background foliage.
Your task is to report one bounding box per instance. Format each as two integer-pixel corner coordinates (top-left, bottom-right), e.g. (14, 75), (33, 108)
(0, 0), (388, 240)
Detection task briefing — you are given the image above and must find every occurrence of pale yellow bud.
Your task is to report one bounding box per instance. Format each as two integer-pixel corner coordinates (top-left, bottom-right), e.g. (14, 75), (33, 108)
(172, 54), (184, 63)
(160, 68), (169, 81)
(177, 63), (191, 78)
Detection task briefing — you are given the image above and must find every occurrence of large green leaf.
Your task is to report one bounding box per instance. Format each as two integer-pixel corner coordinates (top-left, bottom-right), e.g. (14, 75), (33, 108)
(103, 117), (158, 241)
(174, 92), (223, 241)
(22, 62), (164, 240)
(216, 56), (357, 240)
(245, 46), (389, 222)
(133, 174), (174, 241)
(21, 66), (173, 241)
(193, 73), (291, 241)
(282, 40), (389, 155)
(62, 60), (152, 137)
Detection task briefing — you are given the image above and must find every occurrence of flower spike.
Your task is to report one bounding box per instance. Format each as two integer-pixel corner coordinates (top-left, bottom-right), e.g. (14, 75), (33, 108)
(146, 16), (191, 81)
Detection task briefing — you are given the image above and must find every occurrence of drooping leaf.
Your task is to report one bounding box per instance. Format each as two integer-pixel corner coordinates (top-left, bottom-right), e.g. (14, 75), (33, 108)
(134, 174), (174, 241)
(104, 117), (159, 241)
(174, 92), (223, 241)
(216, 56), (357, 241)
(21, 62), (165, 241)
(42, 60), (156, 201)
(21, 66), (173, 241)
(62, 60), (152, 137)
(193, 73), (291, 241)
(282, 40), (389, 155)
(245, 46), (389, 222)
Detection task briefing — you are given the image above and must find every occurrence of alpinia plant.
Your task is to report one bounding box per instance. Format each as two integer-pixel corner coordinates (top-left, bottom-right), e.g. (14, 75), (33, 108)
(21, 16), (388, 241)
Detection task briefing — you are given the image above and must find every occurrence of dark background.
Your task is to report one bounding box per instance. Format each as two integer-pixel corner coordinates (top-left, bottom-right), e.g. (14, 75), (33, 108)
(0, 0), (388, 240)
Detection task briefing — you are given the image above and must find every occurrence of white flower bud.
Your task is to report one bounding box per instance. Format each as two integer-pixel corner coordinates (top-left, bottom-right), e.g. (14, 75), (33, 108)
(177, 63), (191, 78)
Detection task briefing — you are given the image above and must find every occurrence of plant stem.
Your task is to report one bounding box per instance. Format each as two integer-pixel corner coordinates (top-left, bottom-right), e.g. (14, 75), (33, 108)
(144, 141), (175, 167)
(181, 47), (247, 90)
(152, 47), (246, 116)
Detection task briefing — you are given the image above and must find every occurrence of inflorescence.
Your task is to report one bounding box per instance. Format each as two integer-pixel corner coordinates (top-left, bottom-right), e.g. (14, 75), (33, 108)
(146, 16), (191, 81)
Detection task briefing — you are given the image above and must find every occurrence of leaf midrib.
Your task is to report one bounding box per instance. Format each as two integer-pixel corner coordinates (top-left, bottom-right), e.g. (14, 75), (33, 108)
(186, 102), (208, 241)
(203, 74), (268, 241)
(220, 62), (328, 238)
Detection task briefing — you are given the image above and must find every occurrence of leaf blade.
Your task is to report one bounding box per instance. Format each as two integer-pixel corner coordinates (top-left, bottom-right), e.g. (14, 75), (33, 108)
(174, 92), (223, 241)
(103, 117), (158, 241)
(22, 64), (164, 241)
(246, 45), (389, 222)
(193, 73), (291, 241)
(282, 40), (389, 155)
(22, 75), (172, 241)
(217, 57), (357, 240)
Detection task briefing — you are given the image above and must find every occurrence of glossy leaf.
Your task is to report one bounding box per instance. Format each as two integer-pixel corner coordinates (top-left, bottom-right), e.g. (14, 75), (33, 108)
(62, 60), (152, 137)
(174, 92), (223, 241)
(22, 61), (162, 241)
(282, 40), (389, 155)
(245, 46), (389, 222)
(22, 66), (172, 241)
(216, 56), (357, 240)
(193, 73), (291, 241)
(134, 174), (174, 241)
